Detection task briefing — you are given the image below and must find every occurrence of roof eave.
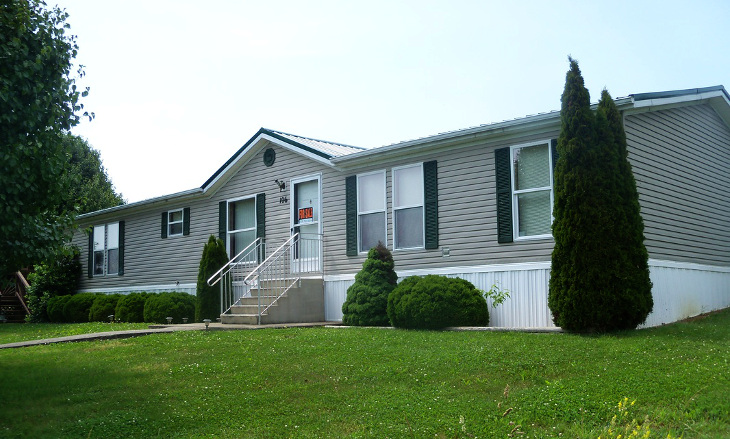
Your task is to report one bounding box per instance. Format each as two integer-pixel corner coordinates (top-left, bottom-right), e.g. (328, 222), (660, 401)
(76, 187), (204, 221)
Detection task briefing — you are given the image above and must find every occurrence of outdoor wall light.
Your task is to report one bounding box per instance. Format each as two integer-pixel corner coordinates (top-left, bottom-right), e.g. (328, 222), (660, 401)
(203, 319), (211, 330)
(166, 316), (173, 324)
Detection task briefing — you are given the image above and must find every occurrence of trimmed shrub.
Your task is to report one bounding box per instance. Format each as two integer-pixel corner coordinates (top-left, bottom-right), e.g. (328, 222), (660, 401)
(341, 242), (397, 326)
(47, 295), (72, 322)
(115, 292), (149, 323)
(144, 292), (195, 324)
(196, 235), (229, 322)
(387, 275), (489, 330)
(63, 293), (97, 323)
(25, 246), (81, 322)
(88, 294), (122, 322)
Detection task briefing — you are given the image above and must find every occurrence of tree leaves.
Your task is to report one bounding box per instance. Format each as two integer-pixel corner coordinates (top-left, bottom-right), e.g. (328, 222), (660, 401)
(0, 1), (89, 274)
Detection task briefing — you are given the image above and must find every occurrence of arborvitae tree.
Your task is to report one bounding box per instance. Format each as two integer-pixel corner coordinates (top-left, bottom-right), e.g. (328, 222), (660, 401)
(548, 58), (653, 332)
(595, 90), (653, 328)
(196, 235), (229, 322)
(341, 242), (397, 326)
(549, 57), (598, 331)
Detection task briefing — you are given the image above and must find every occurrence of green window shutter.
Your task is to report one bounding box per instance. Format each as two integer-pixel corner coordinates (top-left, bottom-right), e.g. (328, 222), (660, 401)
(345, 176), (357, 256)
(423, 160), (439, 249)
(218, 201), (227, 241)
(118, 221), (125, 276)
(494, 147), (513, 243)
(161, 212), (168, 238)
(87, 228), (94, 278)
(183, 207), (191, 236)
(256, 193), (265, 239)
(551, 138), (558, 177)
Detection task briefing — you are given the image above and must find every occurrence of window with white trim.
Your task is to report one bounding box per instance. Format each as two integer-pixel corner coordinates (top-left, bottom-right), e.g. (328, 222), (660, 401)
(512, 141), (553, 238)
(393, 163), (424, 249)
(228, 197), (256, 257)
(357, 170), (386, 252)
(93, 222), (119, 276)
(168, 209), (183, 236)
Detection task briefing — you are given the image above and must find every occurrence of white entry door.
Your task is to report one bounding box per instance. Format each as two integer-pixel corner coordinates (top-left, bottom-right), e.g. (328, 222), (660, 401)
(291, 176), (321, 272)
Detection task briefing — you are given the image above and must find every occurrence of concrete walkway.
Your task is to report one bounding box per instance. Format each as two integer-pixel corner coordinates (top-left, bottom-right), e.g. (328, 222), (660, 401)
(0, 321), (338, 349)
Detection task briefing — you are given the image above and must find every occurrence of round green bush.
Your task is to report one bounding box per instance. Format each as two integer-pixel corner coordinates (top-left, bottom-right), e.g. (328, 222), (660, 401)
(47, 295), (72, 322)
(387, 275), (489, 329)
(115, 292), (149, 323)
(63, 293), (97, 323)
(143, 292), (195, 324)
(88, 294), (122, 322)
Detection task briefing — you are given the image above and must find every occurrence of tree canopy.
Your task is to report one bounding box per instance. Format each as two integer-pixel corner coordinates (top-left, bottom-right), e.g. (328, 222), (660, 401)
(0, 0), (95, 275)
(58, 134), (125, 215)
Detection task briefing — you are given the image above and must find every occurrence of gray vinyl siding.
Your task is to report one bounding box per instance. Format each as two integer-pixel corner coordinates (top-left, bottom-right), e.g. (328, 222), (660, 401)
(323, 131), (560, 276)
(73, 141), (338, 291)
(212, 143), (337, 248)
(73, 196), (215, 291)
(624, 103), (730, 266)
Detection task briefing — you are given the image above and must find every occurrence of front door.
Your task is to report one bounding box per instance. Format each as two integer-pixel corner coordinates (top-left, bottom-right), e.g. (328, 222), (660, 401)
(291, 176), (321, 272)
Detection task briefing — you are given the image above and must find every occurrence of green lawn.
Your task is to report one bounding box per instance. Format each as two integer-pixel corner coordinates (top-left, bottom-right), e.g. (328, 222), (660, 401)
(0, 322), (150, 345)
(1, 310), (728, 438)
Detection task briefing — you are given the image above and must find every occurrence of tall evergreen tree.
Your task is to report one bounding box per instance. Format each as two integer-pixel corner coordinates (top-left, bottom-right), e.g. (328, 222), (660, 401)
(196, 236), (229, 322)
(548, 58), (652, 332)
(595, 90), (653, 328)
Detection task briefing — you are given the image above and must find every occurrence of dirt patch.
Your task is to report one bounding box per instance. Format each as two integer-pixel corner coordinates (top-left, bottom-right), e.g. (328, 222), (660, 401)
(679, 308), (726, 323)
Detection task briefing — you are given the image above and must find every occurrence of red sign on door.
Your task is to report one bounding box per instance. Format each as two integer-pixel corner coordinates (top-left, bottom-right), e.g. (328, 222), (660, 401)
(298, 207), (313, 221)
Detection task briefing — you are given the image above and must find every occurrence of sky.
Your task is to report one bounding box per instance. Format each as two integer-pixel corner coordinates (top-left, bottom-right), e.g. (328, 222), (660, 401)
(52, 0), (730, 203)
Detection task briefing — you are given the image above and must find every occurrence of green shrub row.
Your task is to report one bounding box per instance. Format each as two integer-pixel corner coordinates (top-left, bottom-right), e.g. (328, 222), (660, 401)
(45, 292), (196, 324)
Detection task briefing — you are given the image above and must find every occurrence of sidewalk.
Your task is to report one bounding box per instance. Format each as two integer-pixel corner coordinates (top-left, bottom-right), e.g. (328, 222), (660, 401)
(0, 321), (337, 349)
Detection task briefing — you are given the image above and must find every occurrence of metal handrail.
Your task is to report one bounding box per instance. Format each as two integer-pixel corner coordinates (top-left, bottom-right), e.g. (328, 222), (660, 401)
(241, 233), (298, 287)
(213, 233), (322, 323)
(207, 238), (263, 287)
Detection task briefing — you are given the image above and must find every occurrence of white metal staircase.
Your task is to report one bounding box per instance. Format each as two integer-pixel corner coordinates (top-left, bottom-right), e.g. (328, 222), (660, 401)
(207, 233), (323, 325)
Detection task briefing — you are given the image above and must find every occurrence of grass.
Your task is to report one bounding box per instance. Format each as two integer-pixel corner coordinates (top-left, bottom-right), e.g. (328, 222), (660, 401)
(0, 310), (728, 438)
(0, 322), (150, 345)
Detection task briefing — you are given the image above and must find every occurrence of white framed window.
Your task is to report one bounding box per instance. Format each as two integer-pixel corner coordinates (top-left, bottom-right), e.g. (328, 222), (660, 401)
(93, 222), (119, 276)
(167, 209), (183, 237)
(228, 196), (256, 257)
(511, 140), (553, 239)
(357, 170), (386, 252)
(392, 163), (424, 249)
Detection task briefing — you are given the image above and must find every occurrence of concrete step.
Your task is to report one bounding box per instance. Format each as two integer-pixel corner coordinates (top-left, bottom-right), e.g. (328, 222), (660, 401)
(229, 302), (280, 314)
(221, 277), (325, 325)
(220, 314), (259, 325)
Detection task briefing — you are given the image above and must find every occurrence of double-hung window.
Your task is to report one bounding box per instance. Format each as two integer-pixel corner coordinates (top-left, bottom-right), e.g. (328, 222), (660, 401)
(228, 197), (256, 257)
(167, 209), (183, 236)
(393, 163), (424, 249)
(357, 170), (386, 252)
(511, 141), (553, 238)
(93, 222), (120, 276)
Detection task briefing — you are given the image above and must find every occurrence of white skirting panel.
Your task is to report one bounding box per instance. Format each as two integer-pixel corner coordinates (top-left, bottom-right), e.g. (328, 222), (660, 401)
(324, 279), (353, 322)
(643, 260), (730, 327)
(324, 262), (555, 327)
(78, 283), (197, 296)
(325, 259), (730, 328)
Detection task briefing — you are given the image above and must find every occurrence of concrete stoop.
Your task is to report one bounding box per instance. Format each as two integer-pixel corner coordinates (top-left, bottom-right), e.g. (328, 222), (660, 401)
(220, 278), (325, 325)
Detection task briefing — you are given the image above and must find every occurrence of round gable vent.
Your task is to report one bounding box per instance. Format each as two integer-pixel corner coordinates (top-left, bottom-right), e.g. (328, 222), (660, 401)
(263, 148), (276, 167)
